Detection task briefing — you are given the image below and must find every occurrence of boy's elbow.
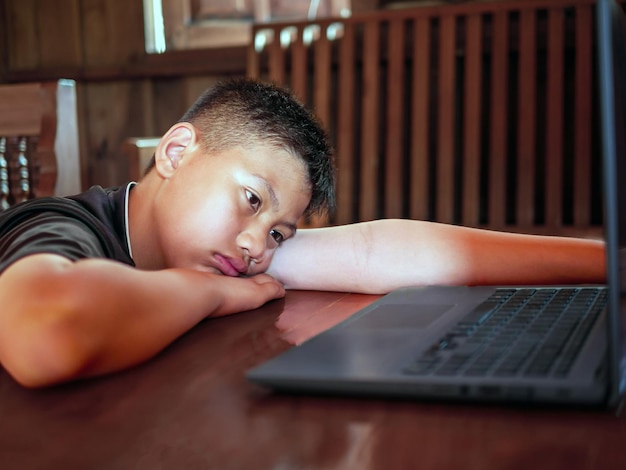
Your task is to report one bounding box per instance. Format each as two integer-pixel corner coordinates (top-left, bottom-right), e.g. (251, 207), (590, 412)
(0, 306), (93, 389)
(2, 323), (90, 388)
(0, 256), (94, 388)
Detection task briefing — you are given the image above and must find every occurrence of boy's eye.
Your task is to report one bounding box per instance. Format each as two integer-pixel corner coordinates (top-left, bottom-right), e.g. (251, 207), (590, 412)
(270, 229), (284, 244)
(246, 189), (261, 212)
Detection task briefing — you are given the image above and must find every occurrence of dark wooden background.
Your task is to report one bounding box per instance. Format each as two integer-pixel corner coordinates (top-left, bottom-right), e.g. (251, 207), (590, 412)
(1, 0), (246, 189)
(0, 0), (623, 222)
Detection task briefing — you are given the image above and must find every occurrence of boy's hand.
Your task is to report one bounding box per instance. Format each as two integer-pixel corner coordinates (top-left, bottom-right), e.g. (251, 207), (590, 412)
(210, 273), (285, 317)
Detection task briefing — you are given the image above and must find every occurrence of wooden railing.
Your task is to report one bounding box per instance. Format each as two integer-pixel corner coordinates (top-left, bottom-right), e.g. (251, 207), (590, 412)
(247, 0), (612, 235)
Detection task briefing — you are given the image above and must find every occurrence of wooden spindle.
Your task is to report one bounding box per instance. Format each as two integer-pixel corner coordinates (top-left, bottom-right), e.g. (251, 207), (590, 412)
(0, 137), (9, 210)
(410, 17), (431, 222)
(488, 11), (509, 229)
(574, 4), (593, 227)
(517, 9), (538, 228)
(462, 13), (483, 227)
(545, 8), (565, 228)
(359, 20), (381, 222)
(16, 137), (30, 203)
(436, 14), (457, 225)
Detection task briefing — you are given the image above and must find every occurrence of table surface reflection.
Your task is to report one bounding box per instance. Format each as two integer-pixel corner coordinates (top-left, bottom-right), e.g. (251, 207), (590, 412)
(1, 290), (626, 469)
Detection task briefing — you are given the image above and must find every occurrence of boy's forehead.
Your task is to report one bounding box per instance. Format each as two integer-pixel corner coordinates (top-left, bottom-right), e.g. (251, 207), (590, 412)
(244, 144), (310, 181)
(222, 144), (311, 191)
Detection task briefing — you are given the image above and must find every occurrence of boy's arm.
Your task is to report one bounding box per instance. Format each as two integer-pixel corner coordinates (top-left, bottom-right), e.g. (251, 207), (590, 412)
(0, 254), (284, 388)
(267, 219), (606, 293)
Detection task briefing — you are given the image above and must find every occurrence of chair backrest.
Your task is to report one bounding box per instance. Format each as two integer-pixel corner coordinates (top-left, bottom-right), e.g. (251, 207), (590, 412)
(0, 79), (81, 210)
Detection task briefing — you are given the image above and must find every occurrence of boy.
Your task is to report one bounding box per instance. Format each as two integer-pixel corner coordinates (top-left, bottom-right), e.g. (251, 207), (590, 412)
(0, 79), (605, 388)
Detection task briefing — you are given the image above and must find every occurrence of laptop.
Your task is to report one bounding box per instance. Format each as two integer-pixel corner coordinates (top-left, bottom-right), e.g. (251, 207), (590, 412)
(247, 0), (626, 407)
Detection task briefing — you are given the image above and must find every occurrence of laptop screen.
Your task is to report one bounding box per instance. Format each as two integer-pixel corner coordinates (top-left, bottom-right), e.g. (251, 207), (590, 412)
(597, 0), (626, 400)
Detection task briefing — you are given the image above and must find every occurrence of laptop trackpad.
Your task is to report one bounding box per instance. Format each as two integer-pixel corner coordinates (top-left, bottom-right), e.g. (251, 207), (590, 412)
(345, 304), (453, 330)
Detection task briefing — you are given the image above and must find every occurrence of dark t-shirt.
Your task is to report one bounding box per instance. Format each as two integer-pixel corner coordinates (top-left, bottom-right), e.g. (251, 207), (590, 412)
(0, 184), (135, 275)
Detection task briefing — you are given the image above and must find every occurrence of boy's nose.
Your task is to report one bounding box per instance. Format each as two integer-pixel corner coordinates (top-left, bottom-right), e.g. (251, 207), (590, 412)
(237, 228), (266, 264)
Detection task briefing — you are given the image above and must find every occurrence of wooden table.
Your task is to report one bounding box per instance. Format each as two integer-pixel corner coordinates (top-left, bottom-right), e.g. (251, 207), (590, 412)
(1, 290), (626, 469)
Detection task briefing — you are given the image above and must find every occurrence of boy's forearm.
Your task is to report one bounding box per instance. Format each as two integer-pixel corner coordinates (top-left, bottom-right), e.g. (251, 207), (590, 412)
(0, 254), (283, 387)
(441, 224), (606, 286)
(269, 219), (606, 293)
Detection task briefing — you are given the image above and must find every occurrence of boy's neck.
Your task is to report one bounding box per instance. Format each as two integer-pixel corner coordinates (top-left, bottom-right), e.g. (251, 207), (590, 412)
(126, 174), (165, 271)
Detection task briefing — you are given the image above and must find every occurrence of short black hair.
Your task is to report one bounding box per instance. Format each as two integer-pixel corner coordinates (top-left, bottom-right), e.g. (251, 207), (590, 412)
(148, 78), (335, 218)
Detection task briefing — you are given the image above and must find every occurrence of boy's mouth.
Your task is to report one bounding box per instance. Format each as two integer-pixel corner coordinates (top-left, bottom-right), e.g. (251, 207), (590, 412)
(213, 253), (247, 277)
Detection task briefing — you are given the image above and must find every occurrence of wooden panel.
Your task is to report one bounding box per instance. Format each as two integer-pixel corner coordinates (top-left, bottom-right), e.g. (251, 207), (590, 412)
(516, 9), (537, 227)
(0, 83), (42, 135)
(545, 8), (564, 227)
(385, 18), (405, 219)
(37, 0), (82, 68)
(436, 15), (457, 224)
(3, 0), (149, 73)
(3, 0), (40, 70)
(0, 0), (6, 78)
(82, 0), (145, 67)
(83, 81), (153, 186)
(409, 17), (431, 221)
(359, 20), (381, 221)
(184, 76), (222, 109)
(462, 14), (482, 227)
(574, 4), (592, 227)
(151, 79), (190, 134)
(488, 11), (509, 228)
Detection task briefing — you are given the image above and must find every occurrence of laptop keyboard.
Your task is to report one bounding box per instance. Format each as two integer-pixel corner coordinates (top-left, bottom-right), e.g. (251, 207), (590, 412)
(403, 287), (607, 378)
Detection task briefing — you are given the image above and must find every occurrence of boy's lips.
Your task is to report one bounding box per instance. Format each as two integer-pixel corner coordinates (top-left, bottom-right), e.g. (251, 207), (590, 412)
(213, 254), (247, 277)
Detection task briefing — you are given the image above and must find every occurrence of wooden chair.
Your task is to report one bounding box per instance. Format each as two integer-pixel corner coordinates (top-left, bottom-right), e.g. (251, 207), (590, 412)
(0, 79), (81, 210)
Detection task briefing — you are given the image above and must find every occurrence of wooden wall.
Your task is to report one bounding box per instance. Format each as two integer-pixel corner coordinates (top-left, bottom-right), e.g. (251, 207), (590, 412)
(248, 0), (610, 236)
(0, 0), (246, 190)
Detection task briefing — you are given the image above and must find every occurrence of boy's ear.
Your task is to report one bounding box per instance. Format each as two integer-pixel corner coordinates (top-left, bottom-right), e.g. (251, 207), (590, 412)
(154, 123), (198, 178)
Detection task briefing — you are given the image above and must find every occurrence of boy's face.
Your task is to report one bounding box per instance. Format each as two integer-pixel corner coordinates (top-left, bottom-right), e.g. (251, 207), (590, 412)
(151, 141), (311, 277)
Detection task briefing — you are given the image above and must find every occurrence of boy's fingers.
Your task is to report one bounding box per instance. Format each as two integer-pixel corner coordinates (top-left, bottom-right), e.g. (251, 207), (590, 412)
(251, 273), (285, 298)
(211, 275), (285, 317)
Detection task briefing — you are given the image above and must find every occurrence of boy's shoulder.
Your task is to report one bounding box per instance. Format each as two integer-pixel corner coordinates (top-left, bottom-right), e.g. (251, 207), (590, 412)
(2, 185), (116, 235)
(0, 185), (133, 265)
